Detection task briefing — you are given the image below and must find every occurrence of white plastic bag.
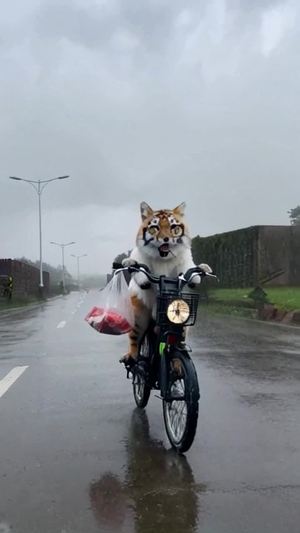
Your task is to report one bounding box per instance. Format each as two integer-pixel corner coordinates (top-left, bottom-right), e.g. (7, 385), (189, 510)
(85, 272), (134, 335)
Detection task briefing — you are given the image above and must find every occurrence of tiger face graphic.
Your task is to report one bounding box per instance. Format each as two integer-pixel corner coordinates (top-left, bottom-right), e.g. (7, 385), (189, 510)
(136, 202), (191, 261)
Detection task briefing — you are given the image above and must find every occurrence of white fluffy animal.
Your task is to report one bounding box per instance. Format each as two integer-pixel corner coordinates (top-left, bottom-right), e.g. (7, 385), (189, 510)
(122, 202), (211, 361)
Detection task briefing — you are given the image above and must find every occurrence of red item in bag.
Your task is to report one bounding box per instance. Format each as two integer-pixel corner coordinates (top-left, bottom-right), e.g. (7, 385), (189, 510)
(85, 306), (132, 335)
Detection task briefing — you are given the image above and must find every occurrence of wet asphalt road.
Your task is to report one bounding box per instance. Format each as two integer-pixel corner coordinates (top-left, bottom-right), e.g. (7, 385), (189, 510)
(0, 291), (300, 533)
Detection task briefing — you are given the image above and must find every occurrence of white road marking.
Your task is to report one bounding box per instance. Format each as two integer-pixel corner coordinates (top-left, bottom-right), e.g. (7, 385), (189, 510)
(0, 366), (29, 399)
(57, 320), (67, 329)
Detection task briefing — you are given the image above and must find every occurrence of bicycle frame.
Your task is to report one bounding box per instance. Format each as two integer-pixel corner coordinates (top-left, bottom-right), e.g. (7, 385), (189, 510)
(112, 261), (217, 452)
(135, 278), (199, 396)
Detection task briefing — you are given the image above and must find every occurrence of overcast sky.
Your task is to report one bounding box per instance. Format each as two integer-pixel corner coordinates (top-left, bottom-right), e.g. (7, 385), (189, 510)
(1, 0), (299, 275)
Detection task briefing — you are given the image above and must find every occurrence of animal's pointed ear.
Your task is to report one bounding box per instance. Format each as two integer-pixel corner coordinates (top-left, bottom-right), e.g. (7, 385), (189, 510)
(173, 202), (186, 217)
(140, 202), (154, 221)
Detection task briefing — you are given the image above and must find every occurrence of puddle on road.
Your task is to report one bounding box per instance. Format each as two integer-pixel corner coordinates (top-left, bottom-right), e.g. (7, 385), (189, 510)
(89, 409), (206, 533)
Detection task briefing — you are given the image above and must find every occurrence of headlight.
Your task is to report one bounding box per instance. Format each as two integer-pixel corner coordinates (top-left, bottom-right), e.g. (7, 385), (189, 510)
(167, 299), (190, 324)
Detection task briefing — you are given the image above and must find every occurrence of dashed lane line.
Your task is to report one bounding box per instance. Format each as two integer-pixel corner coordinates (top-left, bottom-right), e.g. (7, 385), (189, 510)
(57, 320), (67, 329)
(0, 366), (29, 399)
(59, 293), (87, 320)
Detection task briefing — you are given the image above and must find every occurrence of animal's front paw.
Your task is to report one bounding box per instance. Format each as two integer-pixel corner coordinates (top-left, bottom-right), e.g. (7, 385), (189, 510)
(199, 263), (213, 274)
(122, 257), (137, 267)
(120, 353), (137, 366)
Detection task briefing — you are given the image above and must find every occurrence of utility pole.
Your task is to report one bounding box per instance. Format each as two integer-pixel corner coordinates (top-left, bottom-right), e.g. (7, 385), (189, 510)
(50, 241), (75, 294)
(9, 175), (70, 297)
(71, 254), (87, 289)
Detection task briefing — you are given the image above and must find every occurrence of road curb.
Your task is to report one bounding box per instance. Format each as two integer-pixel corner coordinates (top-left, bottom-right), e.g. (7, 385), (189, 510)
(0, 295), (63, 319)
(0, 302), (44, 318)
(204, 311), (300, 331)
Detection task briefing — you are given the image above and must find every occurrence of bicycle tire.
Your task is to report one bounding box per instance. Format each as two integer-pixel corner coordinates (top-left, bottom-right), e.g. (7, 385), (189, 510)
(133, 335), (151, 408)
(163, 350), (199, 453)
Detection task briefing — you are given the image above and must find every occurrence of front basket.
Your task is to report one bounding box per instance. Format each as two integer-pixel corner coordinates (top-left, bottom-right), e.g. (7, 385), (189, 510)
(156, 292), (199, 326)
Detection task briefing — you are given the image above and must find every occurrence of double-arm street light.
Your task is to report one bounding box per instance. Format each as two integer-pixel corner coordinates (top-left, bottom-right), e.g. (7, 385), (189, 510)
(71, 254), (87, 288)
(9, 175), (70, 296)
(50, 241), (75, 294)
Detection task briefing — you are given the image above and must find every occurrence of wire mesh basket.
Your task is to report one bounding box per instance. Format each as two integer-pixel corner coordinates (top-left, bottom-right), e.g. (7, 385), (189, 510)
(156, 292), (199, 326)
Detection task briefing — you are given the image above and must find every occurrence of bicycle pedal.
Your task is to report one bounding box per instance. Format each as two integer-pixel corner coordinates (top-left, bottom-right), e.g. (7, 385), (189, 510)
(126, 367), (134, 379)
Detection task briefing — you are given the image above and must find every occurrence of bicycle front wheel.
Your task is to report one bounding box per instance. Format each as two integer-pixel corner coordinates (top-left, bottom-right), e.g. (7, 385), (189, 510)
(133, 334), (151, 409)
(163, 351), (199, 453)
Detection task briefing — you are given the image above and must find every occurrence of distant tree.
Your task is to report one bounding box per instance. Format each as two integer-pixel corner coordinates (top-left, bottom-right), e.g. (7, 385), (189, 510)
(16, 257), (73, 286)
(17, 256), (36, 268)
(288, 206), (300, 225)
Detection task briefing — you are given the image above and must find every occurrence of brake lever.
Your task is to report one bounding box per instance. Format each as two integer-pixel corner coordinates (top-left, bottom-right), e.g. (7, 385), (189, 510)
(205, 272), (219, 283)
(205, 272), (218, 279)
(183, 270), (218, 285)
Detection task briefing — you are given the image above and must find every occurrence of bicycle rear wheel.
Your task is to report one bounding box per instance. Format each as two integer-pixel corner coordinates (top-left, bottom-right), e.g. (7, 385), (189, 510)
(163, 350), (199, 453)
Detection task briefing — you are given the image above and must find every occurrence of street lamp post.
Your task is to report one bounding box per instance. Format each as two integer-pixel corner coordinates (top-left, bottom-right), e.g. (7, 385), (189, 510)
(71, 254), (87, 288)
(9, 175), (70, 297)
(50, 241), (75, 294)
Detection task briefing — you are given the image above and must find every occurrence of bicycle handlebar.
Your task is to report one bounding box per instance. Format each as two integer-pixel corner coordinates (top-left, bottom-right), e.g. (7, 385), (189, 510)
(112, 261), (217, 285)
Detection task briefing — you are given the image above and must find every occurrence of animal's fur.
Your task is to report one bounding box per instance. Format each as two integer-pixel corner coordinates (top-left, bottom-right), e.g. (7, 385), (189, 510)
(123, 202), (209, 360)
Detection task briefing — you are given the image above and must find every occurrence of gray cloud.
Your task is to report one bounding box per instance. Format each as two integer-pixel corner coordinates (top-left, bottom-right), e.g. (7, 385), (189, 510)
(0, 0), (299, 273)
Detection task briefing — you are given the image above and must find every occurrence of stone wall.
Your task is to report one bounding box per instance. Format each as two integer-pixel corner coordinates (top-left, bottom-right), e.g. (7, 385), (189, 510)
(0, 259), (50, 297)
(257, 227), (290, 286)
(192, 227), (258, 287)
(289, 225), (300, 285)
(192, 225), (300, 287)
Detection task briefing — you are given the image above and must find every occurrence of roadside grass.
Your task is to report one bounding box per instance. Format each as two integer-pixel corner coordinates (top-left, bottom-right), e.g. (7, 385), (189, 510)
(199, 301), (256, 319)
(210, 287), (300, 312)
(0, 296), (43, 311)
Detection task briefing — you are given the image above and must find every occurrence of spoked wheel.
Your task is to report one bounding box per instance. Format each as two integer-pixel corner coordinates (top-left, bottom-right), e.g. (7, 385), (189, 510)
(133, 335), (151, 409)
(163, 351), (199, 453)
